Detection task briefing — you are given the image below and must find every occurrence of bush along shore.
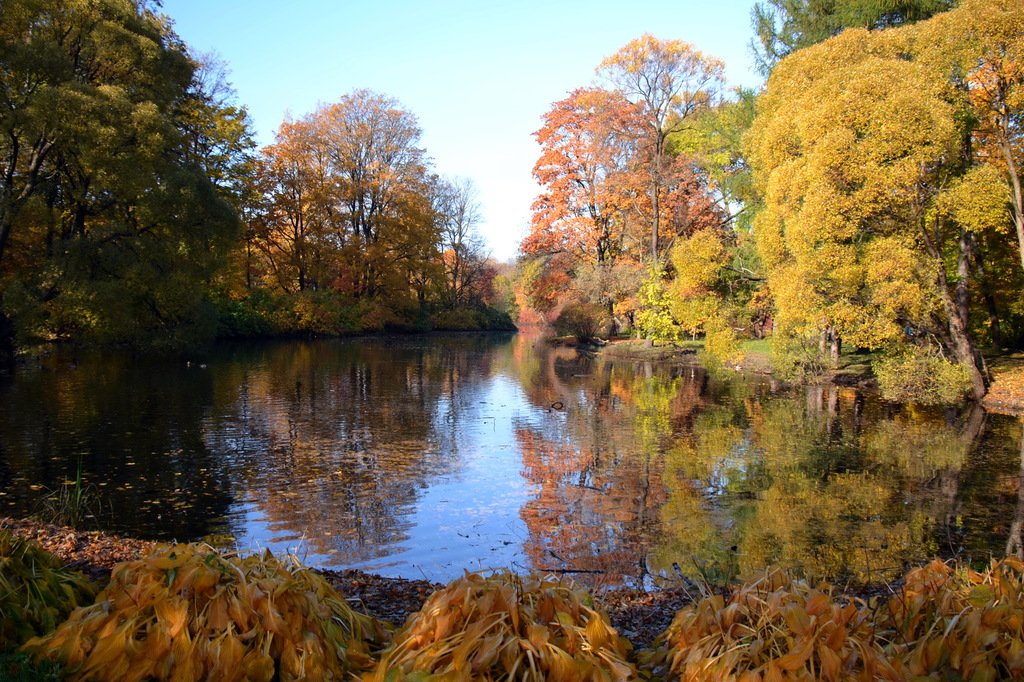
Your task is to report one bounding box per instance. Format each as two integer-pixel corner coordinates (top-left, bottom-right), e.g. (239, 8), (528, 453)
(4, 518), (1024, 680)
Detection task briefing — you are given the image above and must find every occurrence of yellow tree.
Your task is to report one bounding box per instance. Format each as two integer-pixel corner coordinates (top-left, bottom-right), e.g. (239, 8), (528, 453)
(250, 91), (440, 310)
(256, 118), (339, 293)
(748, 27), (988, 399)
(598, 35), (725, 263)
(914, 0), (1024, 274)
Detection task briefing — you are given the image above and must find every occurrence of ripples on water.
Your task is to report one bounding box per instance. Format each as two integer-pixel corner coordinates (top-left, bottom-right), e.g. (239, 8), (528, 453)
(1, 333), (1021, 588)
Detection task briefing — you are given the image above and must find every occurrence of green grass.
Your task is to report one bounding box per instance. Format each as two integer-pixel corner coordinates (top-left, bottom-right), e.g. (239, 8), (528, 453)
(0, 653), (63, 681)
(740, 338), (771, 355)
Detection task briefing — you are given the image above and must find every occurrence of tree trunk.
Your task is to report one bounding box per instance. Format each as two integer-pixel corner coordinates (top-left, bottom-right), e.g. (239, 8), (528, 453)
(937, 268), (987, 401)
(957, 229), (972, 330)
(923, 213), (986, 400)
(966, 232), (1004, 348)
(999, 135), (1024, 274)
(819, 326), (841, 366)
(651, 166), (661, 263)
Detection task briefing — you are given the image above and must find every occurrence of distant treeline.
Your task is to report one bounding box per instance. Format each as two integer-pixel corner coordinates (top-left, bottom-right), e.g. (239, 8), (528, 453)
(0, 0), (514, 363)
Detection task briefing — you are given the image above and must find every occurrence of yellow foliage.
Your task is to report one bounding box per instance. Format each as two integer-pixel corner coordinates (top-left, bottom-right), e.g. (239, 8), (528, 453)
(671, 229), (728, 294)
(938, 164), (1013, 235)
(651, 570), (900, 681)
(745, 9), (991, 361)
(23, 544), (387, 681)
(879, 558), (1024, 679)
(367, 571), (635, 681)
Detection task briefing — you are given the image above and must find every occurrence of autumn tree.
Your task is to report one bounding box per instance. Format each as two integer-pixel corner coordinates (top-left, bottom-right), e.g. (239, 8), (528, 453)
(598, 34), (725, 263)
(665, 91), (770, 357)
(914, 0), (1024, 276)
(314, 91), (437, 301)
(523, 41), (731, 336)
(526, 88), (642, 266)
(0, 0), (244, 353)
(253, 119), (335, 293)
(523, 88), (650, 332)
(433, 177), (490, 308)
(747, 22), (993, 399)
(250, 91), (441, 315)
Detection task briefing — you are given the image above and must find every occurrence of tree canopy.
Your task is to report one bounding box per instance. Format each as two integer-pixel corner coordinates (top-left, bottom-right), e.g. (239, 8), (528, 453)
(0, 0), (244, 352)
(750, 0), (957, 74)
(747, 0), (1023, 400)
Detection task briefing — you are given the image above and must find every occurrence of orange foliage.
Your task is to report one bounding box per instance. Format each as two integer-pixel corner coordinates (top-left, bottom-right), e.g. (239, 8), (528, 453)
(525, 88), (645, 265)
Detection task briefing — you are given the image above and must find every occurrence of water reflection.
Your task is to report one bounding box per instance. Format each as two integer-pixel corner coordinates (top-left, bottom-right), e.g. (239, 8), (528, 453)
(0, 334), (1021, 587)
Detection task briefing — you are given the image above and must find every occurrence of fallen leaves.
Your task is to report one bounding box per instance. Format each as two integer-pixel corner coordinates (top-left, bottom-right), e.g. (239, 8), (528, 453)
(983, 359), (1024, 415)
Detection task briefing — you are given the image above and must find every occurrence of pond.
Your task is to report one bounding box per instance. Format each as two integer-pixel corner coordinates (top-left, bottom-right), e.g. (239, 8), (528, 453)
(1, 333), (1021, 589)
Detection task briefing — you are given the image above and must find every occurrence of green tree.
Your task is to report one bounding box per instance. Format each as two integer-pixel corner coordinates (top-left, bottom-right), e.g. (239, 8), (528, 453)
(751, 0), (956, 75)
(0, 0), (242, 353)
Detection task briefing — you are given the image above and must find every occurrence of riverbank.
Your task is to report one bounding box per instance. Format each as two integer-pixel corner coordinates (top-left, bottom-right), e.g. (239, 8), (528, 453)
(596, 338), (1024, 413)
(0, 516), (694, 649)
(595, 338), (774, 374)
(983, 353), (1024, 416)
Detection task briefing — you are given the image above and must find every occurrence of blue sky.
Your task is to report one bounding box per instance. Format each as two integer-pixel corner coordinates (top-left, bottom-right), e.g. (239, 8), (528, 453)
(161, 0), (764, 261)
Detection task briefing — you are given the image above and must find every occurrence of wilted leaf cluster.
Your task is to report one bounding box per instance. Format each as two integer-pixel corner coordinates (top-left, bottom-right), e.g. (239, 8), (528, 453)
(882, 558), (1024, 679)
(0, 532), (97, 651)
(7, 535), (1024, 681)
(652, 570), (899, 681)
(23, 544), (386, 681)
(368, 570), (636, 681)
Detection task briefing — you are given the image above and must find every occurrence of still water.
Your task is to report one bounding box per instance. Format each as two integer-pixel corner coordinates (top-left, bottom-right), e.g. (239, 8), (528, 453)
(1, 333), (1022, 588)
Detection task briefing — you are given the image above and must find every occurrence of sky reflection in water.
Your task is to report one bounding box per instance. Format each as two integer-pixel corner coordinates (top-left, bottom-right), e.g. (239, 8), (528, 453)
(0, 333), (1021, 588)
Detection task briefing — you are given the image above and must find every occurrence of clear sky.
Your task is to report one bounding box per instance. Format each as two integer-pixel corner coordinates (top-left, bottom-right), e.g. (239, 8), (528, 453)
(161, 0), (764, 261)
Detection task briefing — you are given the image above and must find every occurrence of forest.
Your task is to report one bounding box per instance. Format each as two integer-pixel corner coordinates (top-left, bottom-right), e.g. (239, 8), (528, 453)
(0, 0), (514, 365)
(517, 0), (1023, 404)
(1, 0), (1022, 404)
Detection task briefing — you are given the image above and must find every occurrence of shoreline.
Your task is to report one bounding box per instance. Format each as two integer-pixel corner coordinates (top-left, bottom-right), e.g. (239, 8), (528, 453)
(593, 338), (1024, 414)
(0, 515), (696, 649)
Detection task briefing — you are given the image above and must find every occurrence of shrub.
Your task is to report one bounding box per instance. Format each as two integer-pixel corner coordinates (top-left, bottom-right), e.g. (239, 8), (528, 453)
(873, 347), (971, 405)
(432, 306), (518, 332)
(291, 291), (354, 335)
(24, 544), (387, 681)
(769, 332), (830, 383)
(0, 532), (97, 652)
(635, 269), (681, 345)
(651, 570), (899, 681)
(368, 571), (635, 681)
(879, 558), (1024, 680)
(553, 302), (607, 342)
(431, 308), (482, 331)
(214, 291), (278, 338)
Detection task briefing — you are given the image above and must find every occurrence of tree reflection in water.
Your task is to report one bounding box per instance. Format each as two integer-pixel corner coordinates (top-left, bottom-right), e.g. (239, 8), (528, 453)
(0, 334), (1021, 586)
